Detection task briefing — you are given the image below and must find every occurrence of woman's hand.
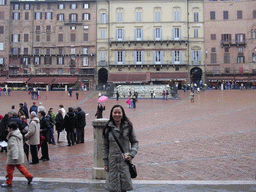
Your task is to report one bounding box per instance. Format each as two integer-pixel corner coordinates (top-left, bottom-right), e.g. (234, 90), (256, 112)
(124, 154), (133, 161)
(104, 166), (109, 172)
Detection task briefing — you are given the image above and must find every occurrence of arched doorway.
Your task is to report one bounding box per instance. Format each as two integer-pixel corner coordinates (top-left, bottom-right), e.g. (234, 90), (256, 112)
(190, 67), (202, 85)
(98, 68), (108, 85)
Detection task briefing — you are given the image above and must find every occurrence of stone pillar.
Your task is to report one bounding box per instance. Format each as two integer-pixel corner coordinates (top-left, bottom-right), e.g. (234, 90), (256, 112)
(92, 118), (109, 180)
(221, 83), (224, 90)
(65, 85), (67, 91)
(46, 85), (49, 91)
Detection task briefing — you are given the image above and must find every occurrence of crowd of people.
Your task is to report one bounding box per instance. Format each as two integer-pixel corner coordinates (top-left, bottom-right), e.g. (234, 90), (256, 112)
(0, 101), (87, 187)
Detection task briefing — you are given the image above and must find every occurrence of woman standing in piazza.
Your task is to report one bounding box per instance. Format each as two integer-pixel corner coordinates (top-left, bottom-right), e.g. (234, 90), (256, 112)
(103, 105), (139, 192)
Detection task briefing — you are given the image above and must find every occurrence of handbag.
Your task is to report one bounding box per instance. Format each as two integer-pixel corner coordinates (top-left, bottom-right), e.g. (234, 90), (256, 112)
(110, 128), (137, 179)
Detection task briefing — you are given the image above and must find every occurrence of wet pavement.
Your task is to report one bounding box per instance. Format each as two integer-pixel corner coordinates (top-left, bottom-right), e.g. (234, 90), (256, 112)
(0, 90), (255, 191)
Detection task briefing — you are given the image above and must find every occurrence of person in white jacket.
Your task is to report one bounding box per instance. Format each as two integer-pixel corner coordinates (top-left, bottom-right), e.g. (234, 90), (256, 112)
(1, 122), (33, 187)
(37, 102), (46, 113)
(25, 111), (40, 164)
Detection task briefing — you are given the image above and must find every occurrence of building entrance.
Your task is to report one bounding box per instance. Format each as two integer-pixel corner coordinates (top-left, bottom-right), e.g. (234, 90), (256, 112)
(190, 67), (202, 85)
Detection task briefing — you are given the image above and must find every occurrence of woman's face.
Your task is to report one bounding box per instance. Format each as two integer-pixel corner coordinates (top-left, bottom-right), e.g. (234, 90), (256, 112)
(112, 107), (123, 123)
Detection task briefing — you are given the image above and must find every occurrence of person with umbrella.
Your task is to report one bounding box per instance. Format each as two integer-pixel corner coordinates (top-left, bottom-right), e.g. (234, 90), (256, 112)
(25, 112), (40, 164)
(95, 103), (105, 119)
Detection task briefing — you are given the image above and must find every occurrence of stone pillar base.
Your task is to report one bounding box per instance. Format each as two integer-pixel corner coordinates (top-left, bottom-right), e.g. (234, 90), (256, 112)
(92, 167), (106, 179)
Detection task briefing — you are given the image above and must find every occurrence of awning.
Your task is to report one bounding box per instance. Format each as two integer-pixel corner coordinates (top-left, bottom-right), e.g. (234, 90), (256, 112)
(0, 76), (7, 84)
(150, 72), (188, 81)
(108, 73), (150, 84)
(27, 77), (54, 84)
(5, 77), (29, 84)
(52, 77), (78, 84)
(207, 76), (249, 82)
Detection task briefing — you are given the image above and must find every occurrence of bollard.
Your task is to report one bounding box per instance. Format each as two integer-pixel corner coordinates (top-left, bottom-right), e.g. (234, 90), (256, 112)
(92, 118), (109, 179)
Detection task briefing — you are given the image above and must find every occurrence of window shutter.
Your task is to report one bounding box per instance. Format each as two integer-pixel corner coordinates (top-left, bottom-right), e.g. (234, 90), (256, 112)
(160, 51), (164, 64)
(115, 51), (118, 64)
(18, 34), (20, 42)
(134, 51), (136, 63)
(18, 13), (20, 20)
(34, 12), (36, 19)
(191, 51), (194, 61)
(180, 51), (183, 64)
(101, 14), (103, 23)
(57, 14), (59, 20)
(88, 14), (90, 20)
(141, 29), (144, 40)
(172, 51), (175, 63)
(115, 29), (118, 40)
(134, 29), (137, 40)
(172, 28), (175, 39)
(123, 51), (125, 64)
(11, 34), (13, 42)
(153, 28), (156, 40)
(160, 28), (162, 40)
(179, 28), (181, 40)
(142, 51), (144, 64)
(198, 51), (201, 61)
(51, 13), (53, 19)
(153, 51), (156, 64)
(122, 29), (124, 40)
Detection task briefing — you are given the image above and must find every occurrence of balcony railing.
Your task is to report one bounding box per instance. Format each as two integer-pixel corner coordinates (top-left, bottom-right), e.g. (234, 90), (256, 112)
(64, 20), (82, 25)
(108, 60), (188, 66)
(220, 40), (247, 47)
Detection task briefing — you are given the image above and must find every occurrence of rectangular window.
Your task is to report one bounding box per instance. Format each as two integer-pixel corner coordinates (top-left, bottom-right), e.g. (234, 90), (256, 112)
(155, 11), (160, 22)
(210, 11), (215, 20)
(35, 48), (39, 55)
(13, 4), (20, 10)
(174, 51), (181, 63)
(211, 34), (216, 40)
(100, 52), (106, 61)
(23, 58), (29, 65)
(236, 34), (245, 42)
(117, 29), (124, 41)
(58, 34), (63, 42)
(0, 0), (6, 5)
(135, 51), (142, 63)
(174, 11), (180, 22)
(0, 57), (3, 65)
(211, 53), (217, 63)
(101, 13), (108, 23)
(84, 3), (89, 9)
(35, 12), (42, 20)
(0, 42), (3, 50)
(136, 12), (142, 22)
(70, 14), (77, 22)
(35, 57), (40, 65)
(117, 12), (123, 22)
(36, 25), (40, 32)
(237, 11), (242, 19)
(154, 51), (163, 64)
(100, 29), (105, 39)
(83, 13), (90, 20)
(71, 34), (76, 42)
(59, 48), (63, 54)
(194, 29), (198, 38)
(71, 3), (77, 9)
(36, 4), (40, 10)
(83, 57), (88, 66)
(57, 14), (64, 21)
(71, 48), (75, 54)
(154, 28), (162, 40)
(117, 51), (123, 64)
(135, 28), (143, 40)
(46, 25), (51, 32)
(12, 34), (20, 42)
(44, 56), (51, 65)
(223, 11), (228, 19)
(83, 48), (88, 54)
(57, 57), (64, 65)
(0, 26), (3, 34)
(252, 53), (256, 62)
(25, 12), (29, 20)
(58, 4), (64, 10)
(237, 55), (244, 63)
(83, 33), (88, 41)
(36, 35), (40, 42)
(58, 68), (63, 75)
(46, 34), (50, 42)
(24, 48), (28, 55)
(221, 34), (231, 42)
(253, 10), (256, 19)
(224, 53), (230, 63)
(191, 51), (201, 65)
(13, 12), (20, 20)
(24, 4), (30, 10)
(24, 34), (29, 42)
(45, 12), (52, 20)
(173, 28), (181, 40)
(194, 12), (199, 22)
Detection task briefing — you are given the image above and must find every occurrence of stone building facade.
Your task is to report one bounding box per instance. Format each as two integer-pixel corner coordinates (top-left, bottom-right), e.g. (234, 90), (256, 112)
(204, 0), (256, 87)
(7, 0), (97, 90)
(97, 0), (205, 88)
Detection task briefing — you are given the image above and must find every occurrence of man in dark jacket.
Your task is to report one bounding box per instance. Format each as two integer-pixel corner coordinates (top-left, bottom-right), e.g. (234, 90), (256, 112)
(76, 107), (86, 144)
(18, 103), (26, 117)
(38, 111), (51, 161)
(29, 102), (38, 114)
(8, 112), (22, 132)
(63, 107), (77, 146)
(23, 102), (29, 119)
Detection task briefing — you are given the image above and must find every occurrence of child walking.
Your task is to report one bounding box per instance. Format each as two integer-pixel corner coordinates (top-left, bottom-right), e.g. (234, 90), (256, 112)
(1, 122), (33, 187)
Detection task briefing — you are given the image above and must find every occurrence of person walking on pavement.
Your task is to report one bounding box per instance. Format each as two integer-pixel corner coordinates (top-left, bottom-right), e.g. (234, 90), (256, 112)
(37, 102), (46, 113)
(95, 103), (105, 119)
(38, 111), (51, 161)
(29, 102), (38, 114)
(24, 112), (40, 164)
(76, 92), (79, 100)
(190, 90), (195, 103)
(1, 122), (33, 187)
(55, 109), (64, 143)
(116, 90), (120, 101)
(103, 105), (138, 192)
(63, 107), (77, 146)
(76, 107), (86, 144)
(47, 108), (56, 145)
